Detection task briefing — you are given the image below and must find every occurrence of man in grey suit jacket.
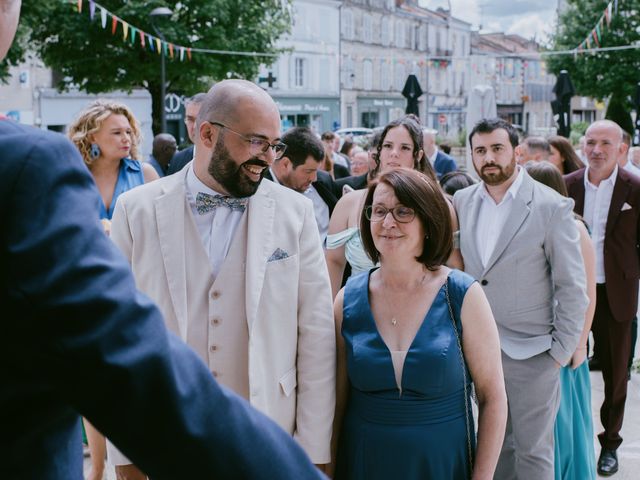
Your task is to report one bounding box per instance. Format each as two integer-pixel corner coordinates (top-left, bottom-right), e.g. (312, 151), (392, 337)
(453, 118), (588, 479)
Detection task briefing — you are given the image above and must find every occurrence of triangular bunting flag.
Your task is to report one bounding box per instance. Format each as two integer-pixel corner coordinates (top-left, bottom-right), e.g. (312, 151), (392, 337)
(140, 30), (146, 47)
(148, 34), (154, 51)
(187, 48), (192, 61)
(100, 7), (107, 28)
(156, 38), (162, 54)
(130, 27), (136, 44)
(89, 0), (95, 20)
(180, 47), (185, 61)
(77, 0), (82, 13)
(111, 16), (118, 35)
(122, 22), (129, 41)
(169, 43), (174, 58)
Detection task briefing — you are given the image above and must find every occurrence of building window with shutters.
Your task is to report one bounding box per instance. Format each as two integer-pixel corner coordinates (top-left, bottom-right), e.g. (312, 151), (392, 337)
(294, 58), (306, 88)
(363, 59), (373, 90)
(363, 14), (372, 44)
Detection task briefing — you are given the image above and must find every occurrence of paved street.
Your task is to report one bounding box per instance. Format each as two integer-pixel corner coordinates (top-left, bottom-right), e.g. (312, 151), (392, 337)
(591, 369), (640, 479)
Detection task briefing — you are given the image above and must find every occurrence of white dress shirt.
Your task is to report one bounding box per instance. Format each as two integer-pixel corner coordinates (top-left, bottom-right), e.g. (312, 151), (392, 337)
(476, 167), (525, 267)
(583, 165), (617, 283)
(428, 148), (438, 167)
(186, 165), (245, 279)
(304, 185), (330, 247)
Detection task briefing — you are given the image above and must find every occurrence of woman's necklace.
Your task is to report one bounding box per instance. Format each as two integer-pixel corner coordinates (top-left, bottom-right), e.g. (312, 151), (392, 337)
(386, 272), (428, 327)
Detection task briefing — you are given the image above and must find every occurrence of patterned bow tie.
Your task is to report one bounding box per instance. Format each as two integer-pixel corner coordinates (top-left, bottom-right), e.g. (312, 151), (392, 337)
(195, 192), (248, 215)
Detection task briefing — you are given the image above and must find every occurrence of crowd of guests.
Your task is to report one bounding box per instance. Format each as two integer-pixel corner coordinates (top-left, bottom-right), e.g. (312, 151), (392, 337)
(48, 77), (639, 480)
(3, 25), (637, 476)
(31, 79), (634, 480)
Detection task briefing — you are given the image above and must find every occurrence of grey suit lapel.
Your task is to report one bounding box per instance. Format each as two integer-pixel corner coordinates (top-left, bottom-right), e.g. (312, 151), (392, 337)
(461, 186), (484, 271)
(482, 172), (533, 275)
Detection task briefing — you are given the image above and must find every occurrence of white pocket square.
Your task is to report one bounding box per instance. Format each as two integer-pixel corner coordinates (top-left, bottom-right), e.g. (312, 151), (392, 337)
(622, 202), (633, 211)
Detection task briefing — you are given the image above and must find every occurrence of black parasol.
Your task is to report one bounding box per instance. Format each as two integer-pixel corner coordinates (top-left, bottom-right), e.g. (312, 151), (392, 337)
(402, 74), (424, 117)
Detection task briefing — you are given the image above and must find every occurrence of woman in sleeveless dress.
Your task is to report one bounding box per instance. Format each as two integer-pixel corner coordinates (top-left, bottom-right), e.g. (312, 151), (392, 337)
(68, 100), (158, 480)
(525, 161), (597, 480)
(326, 116), (461, 298)
(331, 168), (507, 479)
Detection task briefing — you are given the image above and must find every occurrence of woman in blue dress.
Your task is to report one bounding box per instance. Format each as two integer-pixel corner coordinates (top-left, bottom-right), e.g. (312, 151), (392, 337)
(68, 100), (158, 480)
(525, 161), (597, 480)
(332, 168), (507, 479)
(69, 99), (159, 226)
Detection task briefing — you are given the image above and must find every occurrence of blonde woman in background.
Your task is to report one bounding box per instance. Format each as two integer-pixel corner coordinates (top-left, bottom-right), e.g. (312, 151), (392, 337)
(68, 100), (158, 480)
(69, 100), (158, 234)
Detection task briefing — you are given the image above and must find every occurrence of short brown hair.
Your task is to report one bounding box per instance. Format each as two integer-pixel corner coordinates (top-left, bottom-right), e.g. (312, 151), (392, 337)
(360, 168), (452, 270)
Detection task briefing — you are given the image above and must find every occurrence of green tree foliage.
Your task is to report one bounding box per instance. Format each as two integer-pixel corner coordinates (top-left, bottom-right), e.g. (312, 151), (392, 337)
(2, 1), (291, 133)
(605, 94), (634, 133)
(547, 0), (640, 123)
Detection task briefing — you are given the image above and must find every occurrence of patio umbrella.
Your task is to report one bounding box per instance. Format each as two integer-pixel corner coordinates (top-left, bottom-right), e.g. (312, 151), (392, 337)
(552, 70), (575, 138)
(402, 74), (423, 116)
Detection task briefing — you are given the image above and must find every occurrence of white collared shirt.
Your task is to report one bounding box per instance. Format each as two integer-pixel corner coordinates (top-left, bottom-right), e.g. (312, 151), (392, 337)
(185, 166), (245, 279)
(428, 148), (438, 166)
(476, 167), (525, 267)
(584, 165), (618, 283)
(304, 184), (330, 247)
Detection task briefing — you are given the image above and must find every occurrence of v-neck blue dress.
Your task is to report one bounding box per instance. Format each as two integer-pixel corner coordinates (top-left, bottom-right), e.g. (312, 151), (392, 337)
(98, 158), (144, 220)
(335, 268), (476, 480)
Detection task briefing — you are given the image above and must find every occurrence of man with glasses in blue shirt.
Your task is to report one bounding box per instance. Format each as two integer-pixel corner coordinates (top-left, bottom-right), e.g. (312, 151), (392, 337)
(109, 80), (336, 478)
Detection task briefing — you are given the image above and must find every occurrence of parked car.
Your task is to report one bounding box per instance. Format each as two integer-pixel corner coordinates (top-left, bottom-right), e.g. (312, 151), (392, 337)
(335, 127), (373, 138)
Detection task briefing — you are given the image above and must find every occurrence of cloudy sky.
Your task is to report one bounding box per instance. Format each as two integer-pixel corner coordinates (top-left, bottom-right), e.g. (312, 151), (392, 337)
(419, 0), (559, 41)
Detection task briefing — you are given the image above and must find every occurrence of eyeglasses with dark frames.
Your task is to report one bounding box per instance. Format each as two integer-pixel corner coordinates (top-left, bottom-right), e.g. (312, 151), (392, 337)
(210, 121), (287, 160)
(365, 205), (416, 223)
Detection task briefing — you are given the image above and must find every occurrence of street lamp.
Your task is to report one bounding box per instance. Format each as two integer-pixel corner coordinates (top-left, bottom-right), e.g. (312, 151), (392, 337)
(149, 7), (173, 133)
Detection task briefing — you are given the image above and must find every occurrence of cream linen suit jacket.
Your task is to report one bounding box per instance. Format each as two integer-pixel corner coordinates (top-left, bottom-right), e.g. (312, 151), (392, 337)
(110, 166), (336, 463)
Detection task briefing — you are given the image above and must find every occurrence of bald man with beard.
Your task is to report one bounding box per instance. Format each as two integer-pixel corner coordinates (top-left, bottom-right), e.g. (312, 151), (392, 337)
(109, 80), (336, 478)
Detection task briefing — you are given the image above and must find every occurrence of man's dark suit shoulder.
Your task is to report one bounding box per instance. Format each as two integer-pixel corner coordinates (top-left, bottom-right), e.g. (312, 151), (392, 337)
(336, 173), (368, 192)
(167, 145), (194, 175)
(313, 170), (340, 213)
(334, 163), (351, 179)
(434, 151), (457, 177)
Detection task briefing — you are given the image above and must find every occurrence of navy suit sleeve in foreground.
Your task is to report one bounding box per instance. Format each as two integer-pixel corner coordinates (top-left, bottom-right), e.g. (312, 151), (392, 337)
(0, 121), (322, 480)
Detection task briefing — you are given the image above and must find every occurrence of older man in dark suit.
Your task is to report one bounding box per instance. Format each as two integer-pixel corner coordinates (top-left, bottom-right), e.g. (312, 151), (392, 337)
(565, 119), (640, 476)
(0, 2), (322, 478)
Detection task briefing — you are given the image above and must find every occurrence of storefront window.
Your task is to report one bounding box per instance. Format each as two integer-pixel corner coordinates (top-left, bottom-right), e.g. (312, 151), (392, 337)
(362, 111), (379, 129)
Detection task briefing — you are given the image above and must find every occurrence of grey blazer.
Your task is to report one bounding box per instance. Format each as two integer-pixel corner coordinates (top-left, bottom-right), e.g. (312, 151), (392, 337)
(453, 170), (588, 365)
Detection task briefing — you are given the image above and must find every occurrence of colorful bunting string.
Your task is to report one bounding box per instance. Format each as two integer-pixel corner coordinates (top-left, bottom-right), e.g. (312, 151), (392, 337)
(74, 0), (279, 60)
(575, 1), (616, 53)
